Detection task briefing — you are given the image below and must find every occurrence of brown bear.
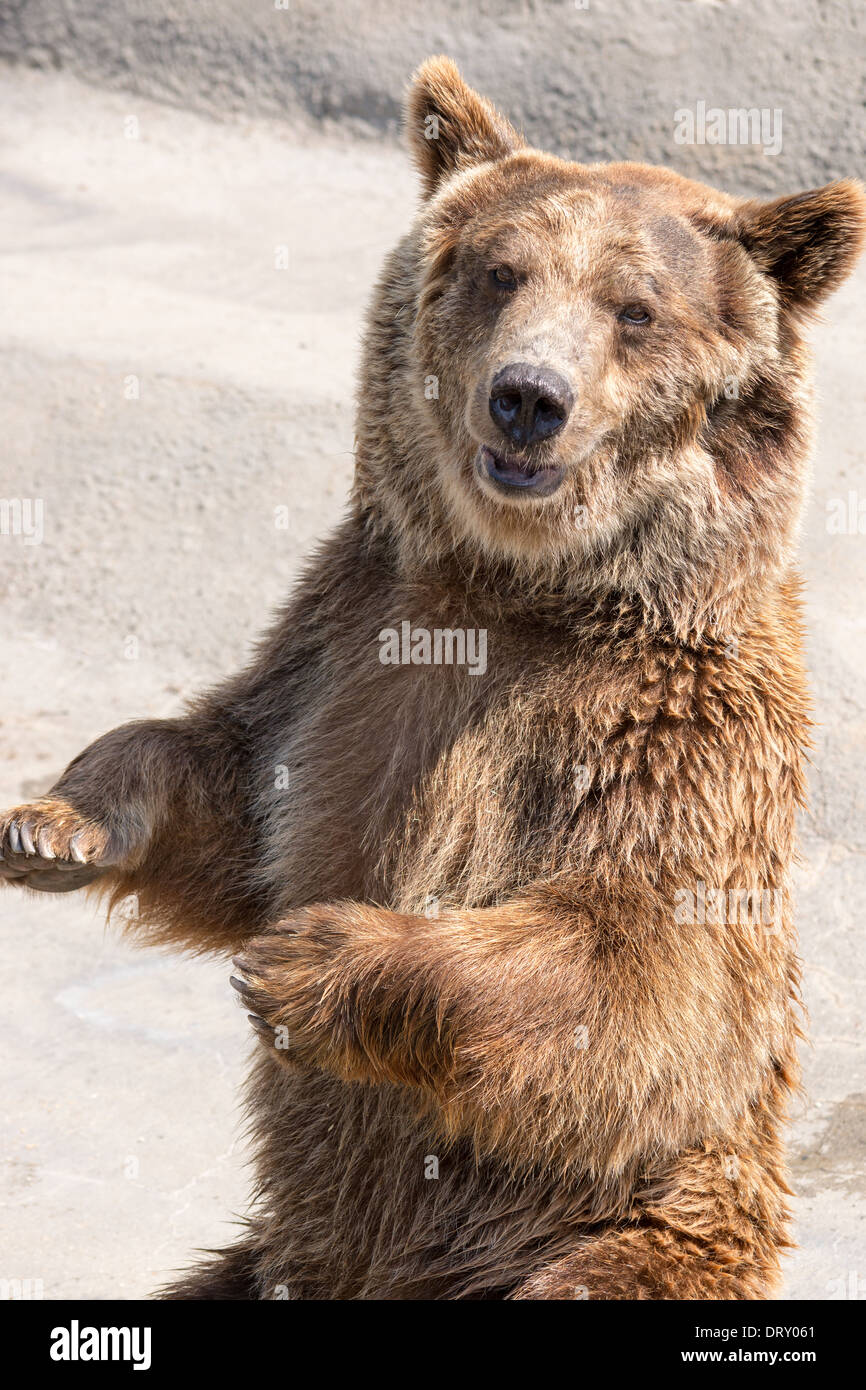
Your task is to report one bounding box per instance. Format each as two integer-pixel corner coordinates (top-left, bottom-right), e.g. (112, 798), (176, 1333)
(1, 57), (864, 1300)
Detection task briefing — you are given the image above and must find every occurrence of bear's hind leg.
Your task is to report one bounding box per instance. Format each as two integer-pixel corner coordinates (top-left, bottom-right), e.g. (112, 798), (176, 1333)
(508, 1222), (779, 1300)
(511, 1123), (793, 1301)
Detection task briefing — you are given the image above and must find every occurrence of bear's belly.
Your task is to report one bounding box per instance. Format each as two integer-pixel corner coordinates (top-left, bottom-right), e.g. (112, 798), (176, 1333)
(245, 1059), (602, 1300)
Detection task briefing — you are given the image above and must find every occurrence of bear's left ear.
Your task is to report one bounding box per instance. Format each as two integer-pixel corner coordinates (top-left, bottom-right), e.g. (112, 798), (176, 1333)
(736, 180), (866, 310)
(406, 56), (523, 198)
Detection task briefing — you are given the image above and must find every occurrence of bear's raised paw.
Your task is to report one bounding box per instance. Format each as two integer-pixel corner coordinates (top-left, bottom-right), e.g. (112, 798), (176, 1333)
(0, 798), (116, 892)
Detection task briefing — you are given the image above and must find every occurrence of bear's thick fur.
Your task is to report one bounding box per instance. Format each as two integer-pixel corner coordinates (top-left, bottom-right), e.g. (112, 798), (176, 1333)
(2, 59), (864, 1299)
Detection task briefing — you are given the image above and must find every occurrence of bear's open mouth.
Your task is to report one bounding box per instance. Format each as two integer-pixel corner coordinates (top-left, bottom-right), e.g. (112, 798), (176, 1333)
(475, 445), (565, 498)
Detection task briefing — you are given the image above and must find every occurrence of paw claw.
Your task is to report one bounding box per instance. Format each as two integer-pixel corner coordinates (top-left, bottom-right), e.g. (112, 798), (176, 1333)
(8, 822), (21, 854)
(69, 832), (89, 864)
(36, 828), (55, 859)
(20, 822), (36, 856)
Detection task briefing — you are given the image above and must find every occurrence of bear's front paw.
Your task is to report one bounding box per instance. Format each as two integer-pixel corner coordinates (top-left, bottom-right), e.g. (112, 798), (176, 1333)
(0, 798), (119, 892)
(230, 906), (357, 1071)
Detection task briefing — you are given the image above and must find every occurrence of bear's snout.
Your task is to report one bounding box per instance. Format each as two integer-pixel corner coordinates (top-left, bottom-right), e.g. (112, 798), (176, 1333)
(489, 364), (574, 447)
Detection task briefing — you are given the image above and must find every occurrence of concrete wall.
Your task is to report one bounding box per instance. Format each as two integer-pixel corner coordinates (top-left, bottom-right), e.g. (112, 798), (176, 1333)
(2, 0), (864, 195)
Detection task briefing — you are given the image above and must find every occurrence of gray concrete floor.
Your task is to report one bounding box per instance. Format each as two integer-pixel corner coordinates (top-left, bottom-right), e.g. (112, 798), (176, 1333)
(0, 68), (863, 1300)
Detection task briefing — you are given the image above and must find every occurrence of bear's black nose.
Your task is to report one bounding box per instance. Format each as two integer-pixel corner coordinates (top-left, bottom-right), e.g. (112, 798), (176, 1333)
(489, 364), (574, 447)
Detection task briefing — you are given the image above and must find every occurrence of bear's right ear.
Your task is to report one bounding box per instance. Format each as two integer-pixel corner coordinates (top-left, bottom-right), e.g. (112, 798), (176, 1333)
(406, 57), (523, 198)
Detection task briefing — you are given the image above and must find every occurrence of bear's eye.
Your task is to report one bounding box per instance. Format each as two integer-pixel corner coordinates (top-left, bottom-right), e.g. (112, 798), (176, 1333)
(490, 264), (518, 290)
(618, 304), (652, 325)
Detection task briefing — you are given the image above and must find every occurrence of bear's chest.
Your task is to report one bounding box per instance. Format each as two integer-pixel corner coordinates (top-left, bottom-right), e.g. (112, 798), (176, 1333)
(253, 609), (645, 918)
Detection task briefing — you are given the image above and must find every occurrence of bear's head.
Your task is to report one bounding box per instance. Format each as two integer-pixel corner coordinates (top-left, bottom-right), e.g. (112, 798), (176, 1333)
(354, 58), (865, 638)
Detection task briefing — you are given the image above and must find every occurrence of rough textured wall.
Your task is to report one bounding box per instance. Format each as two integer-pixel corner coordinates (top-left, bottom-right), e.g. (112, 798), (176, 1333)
(1, 0), (864, 194)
